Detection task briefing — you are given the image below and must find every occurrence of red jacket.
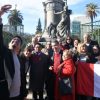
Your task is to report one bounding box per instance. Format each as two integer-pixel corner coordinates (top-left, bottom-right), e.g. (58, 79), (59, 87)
(55, 58), (75, 100)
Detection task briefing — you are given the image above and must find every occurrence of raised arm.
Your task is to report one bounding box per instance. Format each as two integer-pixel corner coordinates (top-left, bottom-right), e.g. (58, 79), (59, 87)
(0, 4), (12, 49)
(0, 5), (12, 17)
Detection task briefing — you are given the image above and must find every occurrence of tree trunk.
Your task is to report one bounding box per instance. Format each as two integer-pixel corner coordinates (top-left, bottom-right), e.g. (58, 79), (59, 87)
(91, 16), (95, 39)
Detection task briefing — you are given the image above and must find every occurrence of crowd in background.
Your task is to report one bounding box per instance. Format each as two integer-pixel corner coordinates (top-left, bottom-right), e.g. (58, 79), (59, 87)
(0, 4), (100, 100)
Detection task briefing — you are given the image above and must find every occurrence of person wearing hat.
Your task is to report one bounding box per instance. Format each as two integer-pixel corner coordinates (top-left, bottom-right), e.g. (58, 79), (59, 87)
(29, 43), (49, 100)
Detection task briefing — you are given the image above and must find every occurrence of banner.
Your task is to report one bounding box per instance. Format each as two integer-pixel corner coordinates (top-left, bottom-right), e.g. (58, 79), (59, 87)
(77, 62), (100, 98)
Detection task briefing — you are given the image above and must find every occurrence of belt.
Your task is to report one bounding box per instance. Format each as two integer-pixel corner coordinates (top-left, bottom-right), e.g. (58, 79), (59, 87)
(0, 79), (6, 83)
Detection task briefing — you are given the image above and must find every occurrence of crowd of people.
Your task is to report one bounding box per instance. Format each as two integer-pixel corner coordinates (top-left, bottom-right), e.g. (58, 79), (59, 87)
(0, 4), (100, 100)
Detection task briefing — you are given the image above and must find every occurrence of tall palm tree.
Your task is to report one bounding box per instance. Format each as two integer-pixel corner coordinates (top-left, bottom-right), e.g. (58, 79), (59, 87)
(86, 3), (100, 34)
(8, 8), (23, 33)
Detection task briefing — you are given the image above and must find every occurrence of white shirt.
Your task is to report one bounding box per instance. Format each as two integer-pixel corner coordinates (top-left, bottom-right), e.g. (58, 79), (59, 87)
(95, 61), (100, 64)
(10, 52), (21, 97)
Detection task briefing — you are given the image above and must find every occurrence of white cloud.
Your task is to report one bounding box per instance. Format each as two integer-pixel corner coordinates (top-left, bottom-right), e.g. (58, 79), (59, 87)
(70, 14), (86, 21)
(0, 0), (84, 33)
(67, 0), (83, 5)
(0, 0), (83, 10)
(95, 16), (100, 21)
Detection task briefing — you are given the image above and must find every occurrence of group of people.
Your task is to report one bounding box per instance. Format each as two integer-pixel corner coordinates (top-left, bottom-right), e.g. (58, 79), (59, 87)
(0, 4), (100, 100)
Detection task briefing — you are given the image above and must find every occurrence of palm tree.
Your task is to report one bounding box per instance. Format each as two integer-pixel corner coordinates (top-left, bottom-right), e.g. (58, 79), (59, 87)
(8, 8), (23, 33)
(86, 3), (100, 35)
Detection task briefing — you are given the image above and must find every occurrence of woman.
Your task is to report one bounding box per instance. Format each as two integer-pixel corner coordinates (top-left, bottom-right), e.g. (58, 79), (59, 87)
(64, 36), (73, 50)
(55, 50), (75, 100)
(70, 38), (80, 62)
(76, 43), (96, 100)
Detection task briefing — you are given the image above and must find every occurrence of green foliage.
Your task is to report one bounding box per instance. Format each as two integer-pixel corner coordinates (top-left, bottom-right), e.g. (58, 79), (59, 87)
(19, 33), (33, 50)
(8, 9), (23, 25)
(93, 28), (100, 36)
(86, 3), (100, 33)
(3, 31), (13, 46)
(8, 8), (23, 33)
(86, 3), (99, 18)
(35, 18), (42, 34)
(3, 31), (33, 50)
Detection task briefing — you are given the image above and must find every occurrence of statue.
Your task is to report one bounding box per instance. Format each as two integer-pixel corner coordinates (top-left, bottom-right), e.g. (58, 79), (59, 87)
(47, 23), (57, 39)
(55, 3), (72, 37)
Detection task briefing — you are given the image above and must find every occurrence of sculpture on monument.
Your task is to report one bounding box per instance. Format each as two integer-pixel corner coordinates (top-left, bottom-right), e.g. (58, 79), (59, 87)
(55, 0), (72, 37)
(42, 0), (72, 40)
(48, 23), (57, 38)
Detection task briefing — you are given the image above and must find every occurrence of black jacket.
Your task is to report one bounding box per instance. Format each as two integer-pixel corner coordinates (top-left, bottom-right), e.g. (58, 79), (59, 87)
(19, 53), (32, 98)
(0, 24), (15, 99)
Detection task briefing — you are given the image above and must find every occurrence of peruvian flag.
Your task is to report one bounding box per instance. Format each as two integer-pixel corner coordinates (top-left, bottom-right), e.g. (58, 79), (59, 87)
(77, 62), (100, 98)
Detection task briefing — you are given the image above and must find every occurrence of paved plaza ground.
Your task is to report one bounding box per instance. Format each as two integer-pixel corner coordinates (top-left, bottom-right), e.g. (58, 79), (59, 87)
(26, 91), (47, 100)
(26, 92), (32, 100)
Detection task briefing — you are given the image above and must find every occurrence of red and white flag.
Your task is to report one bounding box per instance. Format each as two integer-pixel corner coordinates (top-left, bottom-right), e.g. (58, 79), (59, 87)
(77, 62), (100, 98)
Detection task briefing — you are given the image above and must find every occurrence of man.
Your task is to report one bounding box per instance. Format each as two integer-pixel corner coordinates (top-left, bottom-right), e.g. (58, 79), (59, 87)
(0, 5), (15, 100)
(0, 5), (11, 100)
(83, 33), (99, 54)
(0, 5), (25, 100)
(43, 41), (54, 100)
(83, 33), (99, 100)
(47, 40), (63, 100)
(29, 43), (48, 100)
(8, 36), (22, 100)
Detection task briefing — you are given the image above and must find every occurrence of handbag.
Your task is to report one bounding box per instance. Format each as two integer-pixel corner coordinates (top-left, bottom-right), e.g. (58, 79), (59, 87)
(57, 63), (72, 95)
(58, 77), (72, 95)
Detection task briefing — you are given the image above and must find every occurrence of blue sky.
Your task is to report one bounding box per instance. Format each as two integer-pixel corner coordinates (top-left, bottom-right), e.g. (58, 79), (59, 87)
(0, 0), (100, 34)
(69, 0), (100, 14)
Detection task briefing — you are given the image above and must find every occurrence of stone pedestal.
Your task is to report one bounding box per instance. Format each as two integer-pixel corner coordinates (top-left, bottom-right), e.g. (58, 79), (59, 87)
(42, 29), (51, 42)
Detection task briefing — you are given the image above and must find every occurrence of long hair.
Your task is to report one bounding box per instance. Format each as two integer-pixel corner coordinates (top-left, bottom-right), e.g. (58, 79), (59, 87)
(77, 43), (87, 54)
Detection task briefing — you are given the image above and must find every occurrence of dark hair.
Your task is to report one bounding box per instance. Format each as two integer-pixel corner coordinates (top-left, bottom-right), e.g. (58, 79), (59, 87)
(13, 35), (23, 45)
(73, 38), (80, 43)
(35, 43), (44, 48)
(51, 39), (59, 45)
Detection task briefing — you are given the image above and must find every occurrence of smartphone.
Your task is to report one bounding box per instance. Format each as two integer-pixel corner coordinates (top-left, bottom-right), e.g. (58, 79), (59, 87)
(1, 5), (12, 12)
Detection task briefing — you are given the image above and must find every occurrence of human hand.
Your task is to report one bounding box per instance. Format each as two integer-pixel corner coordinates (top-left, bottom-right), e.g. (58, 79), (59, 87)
(86, 55), (89, 59)
(24, 97), (27, 100)
(96, 56), (100, 60)
(0, 4), (12, 16)
(49, 66), (53, 70)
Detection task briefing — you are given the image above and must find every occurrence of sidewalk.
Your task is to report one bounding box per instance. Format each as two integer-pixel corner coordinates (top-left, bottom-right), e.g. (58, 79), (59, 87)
(26, 92), (32, 100)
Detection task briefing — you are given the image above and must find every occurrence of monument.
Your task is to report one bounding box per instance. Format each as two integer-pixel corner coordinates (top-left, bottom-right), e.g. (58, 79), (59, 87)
(42, 0), (72, 41)
(43, 0), (64, 29)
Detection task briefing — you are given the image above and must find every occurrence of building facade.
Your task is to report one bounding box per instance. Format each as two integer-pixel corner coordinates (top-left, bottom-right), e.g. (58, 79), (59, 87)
(71, 15), (91, 38)
(71, 21), (81, 37)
